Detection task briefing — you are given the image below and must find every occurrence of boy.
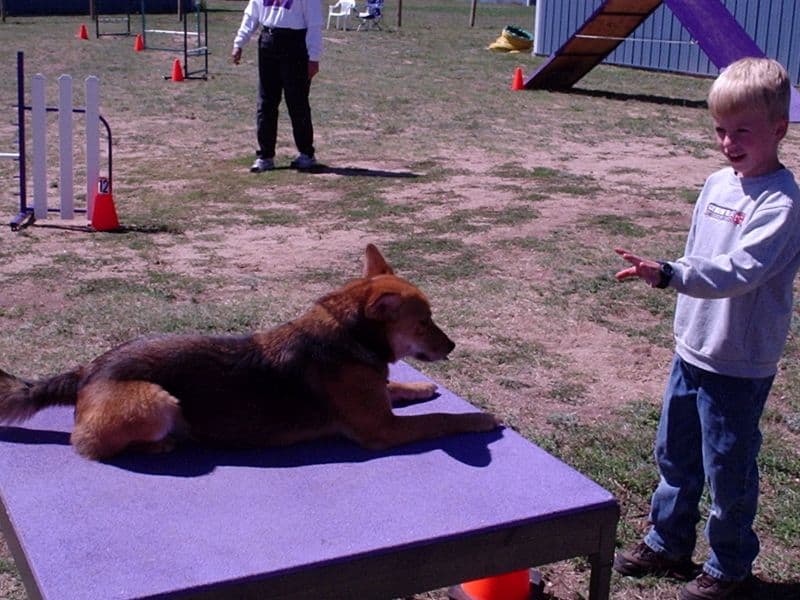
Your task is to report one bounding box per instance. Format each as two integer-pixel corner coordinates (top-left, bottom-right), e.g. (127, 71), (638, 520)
(613, 57), (800, 600)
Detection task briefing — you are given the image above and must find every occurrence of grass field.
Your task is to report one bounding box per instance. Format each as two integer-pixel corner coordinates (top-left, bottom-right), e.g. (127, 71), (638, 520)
(1, 1), (799, 599)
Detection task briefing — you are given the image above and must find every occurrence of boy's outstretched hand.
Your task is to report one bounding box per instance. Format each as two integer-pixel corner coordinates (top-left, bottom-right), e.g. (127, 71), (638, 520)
(615, 248), (663, 287)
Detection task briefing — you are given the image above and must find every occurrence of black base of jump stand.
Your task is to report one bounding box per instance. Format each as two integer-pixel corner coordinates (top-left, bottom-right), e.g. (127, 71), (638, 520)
(9, 209), (35, 232)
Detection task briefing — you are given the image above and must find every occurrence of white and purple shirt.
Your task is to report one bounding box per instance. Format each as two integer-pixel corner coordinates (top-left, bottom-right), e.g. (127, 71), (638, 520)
(233, 0), (323, 61)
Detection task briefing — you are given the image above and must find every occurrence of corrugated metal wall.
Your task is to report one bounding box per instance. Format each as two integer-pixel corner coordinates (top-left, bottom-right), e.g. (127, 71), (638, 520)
(3, 0), (195, 16)
(533, 0), (800, 84)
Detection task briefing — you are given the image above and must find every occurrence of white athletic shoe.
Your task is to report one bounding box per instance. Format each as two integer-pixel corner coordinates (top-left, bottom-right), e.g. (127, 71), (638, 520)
(290, 153), (317, 170)
(250, 158), (274, 173)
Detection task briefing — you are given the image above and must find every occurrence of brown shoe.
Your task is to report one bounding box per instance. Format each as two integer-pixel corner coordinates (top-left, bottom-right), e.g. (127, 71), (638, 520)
(680, 573), (747, 600)
(613, 541), (699, 580)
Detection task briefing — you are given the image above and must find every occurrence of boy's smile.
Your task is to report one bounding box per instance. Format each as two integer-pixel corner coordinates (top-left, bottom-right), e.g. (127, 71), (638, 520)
(713, 108), (787, 178)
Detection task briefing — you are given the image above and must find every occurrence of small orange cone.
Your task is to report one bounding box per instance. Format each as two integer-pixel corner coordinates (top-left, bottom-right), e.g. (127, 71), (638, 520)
(134, 34), (145, 52)
(511, 67), (524, 91)
(460, 570), (530, 600)
(91, 178), (120, 231)
(170, 59), (184, 82)
(77, 23), (89, 40)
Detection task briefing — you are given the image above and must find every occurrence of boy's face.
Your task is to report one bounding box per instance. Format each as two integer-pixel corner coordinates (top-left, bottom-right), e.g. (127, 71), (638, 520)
(712, 107), (788, 178)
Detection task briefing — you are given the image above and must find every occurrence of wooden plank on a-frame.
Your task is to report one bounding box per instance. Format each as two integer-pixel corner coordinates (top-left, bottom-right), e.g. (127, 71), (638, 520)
(527, 0), (800, 121)
(527, 0), (663, 90)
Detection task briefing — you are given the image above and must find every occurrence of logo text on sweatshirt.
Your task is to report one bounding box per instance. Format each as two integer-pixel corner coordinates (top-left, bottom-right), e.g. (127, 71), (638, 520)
(705, 203), (746, 226)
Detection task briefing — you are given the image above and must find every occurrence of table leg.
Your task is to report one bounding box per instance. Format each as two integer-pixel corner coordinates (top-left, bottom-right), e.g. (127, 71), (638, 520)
(588, 507), (619, 600)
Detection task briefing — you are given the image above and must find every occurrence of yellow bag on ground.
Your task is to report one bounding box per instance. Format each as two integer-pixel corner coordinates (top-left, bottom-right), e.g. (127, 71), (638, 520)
(488, 25), (534, 53)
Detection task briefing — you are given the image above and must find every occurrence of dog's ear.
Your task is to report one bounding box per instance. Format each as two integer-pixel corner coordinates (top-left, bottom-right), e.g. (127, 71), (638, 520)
(365, 292), (402, 320)
(364, 244), (394, 277)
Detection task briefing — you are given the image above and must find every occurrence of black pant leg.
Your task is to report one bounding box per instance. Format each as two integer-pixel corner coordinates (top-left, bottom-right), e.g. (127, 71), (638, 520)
(281, 56), (314, 157)
(256, 34), (283, 159)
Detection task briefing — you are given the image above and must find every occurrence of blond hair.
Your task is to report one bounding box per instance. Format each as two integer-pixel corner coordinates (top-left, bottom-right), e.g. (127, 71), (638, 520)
(708, 57), (790, 122)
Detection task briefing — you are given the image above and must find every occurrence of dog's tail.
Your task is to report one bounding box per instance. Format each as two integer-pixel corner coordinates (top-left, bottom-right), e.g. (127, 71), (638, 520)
(0, 367), (81, 423)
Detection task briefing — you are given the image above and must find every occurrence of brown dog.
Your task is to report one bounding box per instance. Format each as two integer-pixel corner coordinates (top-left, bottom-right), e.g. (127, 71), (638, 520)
(0, 244), (499, 460)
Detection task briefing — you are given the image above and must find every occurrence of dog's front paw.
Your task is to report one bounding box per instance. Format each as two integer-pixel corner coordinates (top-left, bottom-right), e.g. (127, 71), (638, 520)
(467, 412), (502, 432)
(405, 381), (438, 399)
(387, 381), (438, 403)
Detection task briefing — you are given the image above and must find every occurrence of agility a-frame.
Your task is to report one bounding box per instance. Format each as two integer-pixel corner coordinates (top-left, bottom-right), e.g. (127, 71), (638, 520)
(526, 0), (800, 121)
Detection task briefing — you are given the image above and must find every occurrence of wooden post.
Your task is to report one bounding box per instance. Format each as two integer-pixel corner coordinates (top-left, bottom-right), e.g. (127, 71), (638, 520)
(469, 0), (476, 27)
(89, 0), (95, 20)
(396, 0), (402, 27)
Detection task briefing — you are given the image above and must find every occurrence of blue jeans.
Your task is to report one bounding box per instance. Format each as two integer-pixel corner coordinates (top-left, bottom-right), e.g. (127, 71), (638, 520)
(644, 355), (772, 582)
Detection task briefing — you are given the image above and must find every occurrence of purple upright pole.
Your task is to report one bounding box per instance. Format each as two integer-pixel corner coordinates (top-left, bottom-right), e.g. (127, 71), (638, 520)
(663, 0), (800, 121)
(16, 51), (26, 215)
(663, 0), (763, 67)
(8, 51), (32, 230)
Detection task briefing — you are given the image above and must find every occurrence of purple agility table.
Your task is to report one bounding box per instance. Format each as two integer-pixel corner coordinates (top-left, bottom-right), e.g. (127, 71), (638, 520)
(0, 362), (618, 600)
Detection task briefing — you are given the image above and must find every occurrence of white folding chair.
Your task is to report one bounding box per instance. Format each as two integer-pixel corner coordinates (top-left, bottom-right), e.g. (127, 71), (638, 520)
(327, 0), (356, 30)
(356, 0), (383, 30)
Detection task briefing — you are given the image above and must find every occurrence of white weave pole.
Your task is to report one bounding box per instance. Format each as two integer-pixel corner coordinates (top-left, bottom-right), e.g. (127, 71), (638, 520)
(28, 73), (101, 221)
(58, 74), (74, 219)
(31, 74), (47, 220)
(85, 76), (100, 219)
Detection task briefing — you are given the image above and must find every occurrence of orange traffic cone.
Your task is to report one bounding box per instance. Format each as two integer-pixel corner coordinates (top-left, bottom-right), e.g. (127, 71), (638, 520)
(77, 23), (89, 40)
(458, 570), (531, 600)
(170, 59), (184, 82)
(91, 178), (120, 231)
(511, 67), (524, 91)
(134, 34), (145, 52)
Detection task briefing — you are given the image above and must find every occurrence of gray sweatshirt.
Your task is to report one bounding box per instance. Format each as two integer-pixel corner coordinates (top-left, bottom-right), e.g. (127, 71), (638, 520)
(669, 166), (800, 378)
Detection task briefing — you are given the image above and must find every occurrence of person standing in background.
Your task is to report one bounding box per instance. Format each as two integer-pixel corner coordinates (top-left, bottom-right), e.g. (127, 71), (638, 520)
(232, 0), (323, 172)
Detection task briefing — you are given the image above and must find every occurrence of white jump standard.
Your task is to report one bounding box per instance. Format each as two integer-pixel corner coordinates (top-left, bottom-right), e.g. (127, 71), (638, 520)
(6, 52), (113, 231)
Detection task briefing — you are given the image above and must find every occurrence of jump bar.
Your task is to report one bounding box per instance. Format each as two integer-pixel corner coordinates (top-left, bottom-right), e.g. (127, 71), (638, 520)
(0, 361), (618, 600)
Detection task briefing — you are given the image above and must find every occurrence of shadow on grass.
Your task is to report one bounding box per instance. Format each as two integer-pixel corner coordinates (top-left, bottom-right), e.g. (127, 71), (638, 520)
(301, 164), (420, 178)
(749, 577), (800, 599)
(11, 223), (183, 234)
(245, 163), (420, 177)
(564, 87), (708, 110)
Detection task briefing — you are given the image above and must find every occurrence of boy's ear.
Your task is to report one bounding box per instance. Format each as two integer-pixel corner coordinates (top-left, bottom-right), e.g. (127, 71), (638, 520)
(775, 117), (789, 142)
(363, 244), (394, 277)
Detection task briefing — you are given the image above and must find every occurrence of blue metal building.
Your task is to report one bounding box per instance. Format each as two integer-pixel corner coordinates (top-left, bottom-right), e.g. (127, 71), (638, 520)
(2, 0), (195, 15)
(533, 0), (800, 85)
